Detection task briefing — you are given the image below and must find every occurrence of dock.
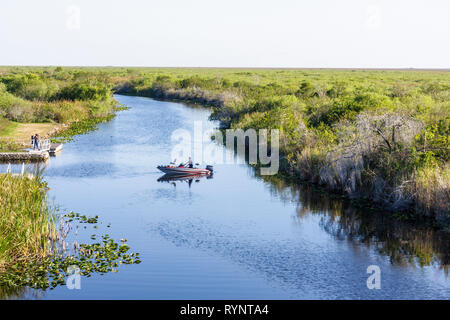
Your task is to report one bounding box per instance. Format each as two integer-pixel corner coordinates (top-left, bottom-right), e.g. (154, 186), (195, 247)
(0, 151), (49, 162)
(0, 139), (63, 162)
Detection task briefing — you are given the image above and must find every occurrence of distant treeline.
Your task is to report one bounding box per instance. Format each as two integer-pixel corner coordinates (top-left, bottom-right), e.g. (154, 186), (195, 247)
(1, 67), (448, 228)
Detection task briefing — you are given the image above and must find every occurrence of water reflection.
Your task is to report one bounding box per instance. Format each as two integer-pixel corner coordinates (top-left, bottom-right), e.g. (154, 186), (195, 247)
(0, 286), (44, 300)
(157, 173), (213, 188)
(0, 161), (48, 177)
(257, 173), (449, 274)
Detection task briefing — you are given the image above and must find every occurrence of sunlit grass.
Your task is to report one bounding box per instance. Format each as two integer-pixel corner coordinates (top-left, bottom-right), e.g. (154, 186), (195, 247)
(0, 117), (17, 136)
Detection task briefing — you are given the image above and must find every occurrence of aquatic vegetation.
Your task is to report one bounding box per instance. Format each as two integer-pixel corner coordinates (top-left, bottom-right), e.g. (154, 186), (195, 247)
(50, 104), (127, 143)
(0, 174), (140, 295)
(50, 114), (115, 143)
(0, 233), (140, 291)
(65, 211), (99, 224)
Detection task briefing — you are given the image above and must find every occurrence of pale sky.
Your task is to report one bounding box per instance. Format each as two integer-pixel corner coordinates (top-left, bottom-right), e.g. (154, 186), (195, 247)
(1, 0), (449, 68)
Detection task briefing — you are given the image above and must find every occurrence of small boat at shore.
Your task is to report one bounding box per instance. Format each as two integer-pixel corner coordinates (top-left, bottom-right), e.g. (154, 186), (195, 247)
(157, 164), (213, 175)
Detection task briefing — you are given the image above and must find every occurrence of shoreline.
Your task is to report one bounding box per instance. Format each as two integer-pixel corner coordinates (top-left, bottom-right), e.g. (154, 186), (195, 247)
(0, 107), (121, 154)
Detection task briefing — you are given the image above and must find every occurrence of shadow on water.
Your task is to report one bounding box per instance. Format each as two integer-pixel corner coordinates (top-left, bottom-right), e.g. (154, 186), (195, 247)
(0, 285), (45, 300)
(256, 171), (449, 274)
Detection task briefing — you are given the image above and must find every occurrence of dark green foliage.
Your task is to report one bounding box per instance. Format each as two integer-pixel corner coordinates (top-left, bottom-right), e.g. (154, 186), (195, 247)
(52, 82), (111, 101)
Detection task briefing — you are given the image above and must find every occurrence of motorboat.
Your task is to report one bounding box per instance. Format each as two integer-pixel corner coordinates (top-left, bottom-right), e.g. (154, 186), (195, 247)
(157, 164), (213, 175)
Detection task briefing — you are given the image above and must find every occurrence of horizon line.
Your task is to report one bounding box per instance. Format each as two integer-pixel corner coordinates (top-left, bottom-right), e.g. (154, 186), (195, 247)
(1, 65), (449, 71)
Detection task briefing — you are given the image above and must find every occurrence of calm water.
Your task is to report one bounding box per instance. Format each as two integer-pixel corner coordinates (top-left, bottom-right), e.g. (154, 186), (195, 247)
(3, 95), (449, 299)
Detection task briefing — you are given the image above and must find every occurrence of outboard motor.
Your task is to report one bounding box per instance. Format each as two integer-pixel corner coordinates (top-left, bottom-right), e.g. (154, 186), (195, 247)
(206, 165), (214, 172)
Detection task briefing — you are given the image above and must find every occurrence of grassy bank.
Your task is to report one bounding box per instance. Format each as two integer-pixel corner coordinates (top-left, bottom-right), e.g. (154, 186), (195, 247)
(1, 67), (448, 228)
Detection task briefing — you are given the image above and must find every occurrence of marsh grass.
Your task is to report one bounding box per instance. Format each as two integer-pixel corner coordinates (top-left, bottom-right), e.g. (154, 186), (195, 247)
(412, 164), (450, 225)
(0, 174), (57, 271)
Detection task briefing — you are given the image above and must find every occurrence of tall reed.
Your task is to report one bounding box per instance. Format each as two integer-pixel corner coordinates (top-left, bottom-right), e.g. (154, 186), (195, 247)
(0, 174), (57, 271)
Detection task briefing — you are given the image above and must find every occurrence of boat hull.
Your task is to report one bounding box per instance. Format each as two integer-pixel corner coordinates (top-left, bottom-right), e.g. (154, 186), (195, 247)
(157, 166), (210, 175)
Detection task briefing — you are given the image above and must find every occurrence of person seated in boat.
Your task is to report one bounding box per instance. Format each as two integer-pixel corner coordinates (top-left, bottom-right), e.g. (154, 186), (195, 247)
(177, 158), (193, 168)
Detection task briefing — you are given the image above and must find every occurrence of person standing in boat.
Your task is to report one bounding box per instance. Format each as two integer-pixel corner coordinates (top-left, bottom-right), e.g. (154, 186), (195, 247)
(187, 157), (193, 168)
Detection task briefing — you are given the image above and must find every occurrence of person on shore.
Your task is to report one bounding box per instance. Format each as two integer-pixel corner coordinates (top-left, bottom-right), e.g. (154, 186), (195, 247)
(31, 135), (35, 149)
(34, 133), (40, 150)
